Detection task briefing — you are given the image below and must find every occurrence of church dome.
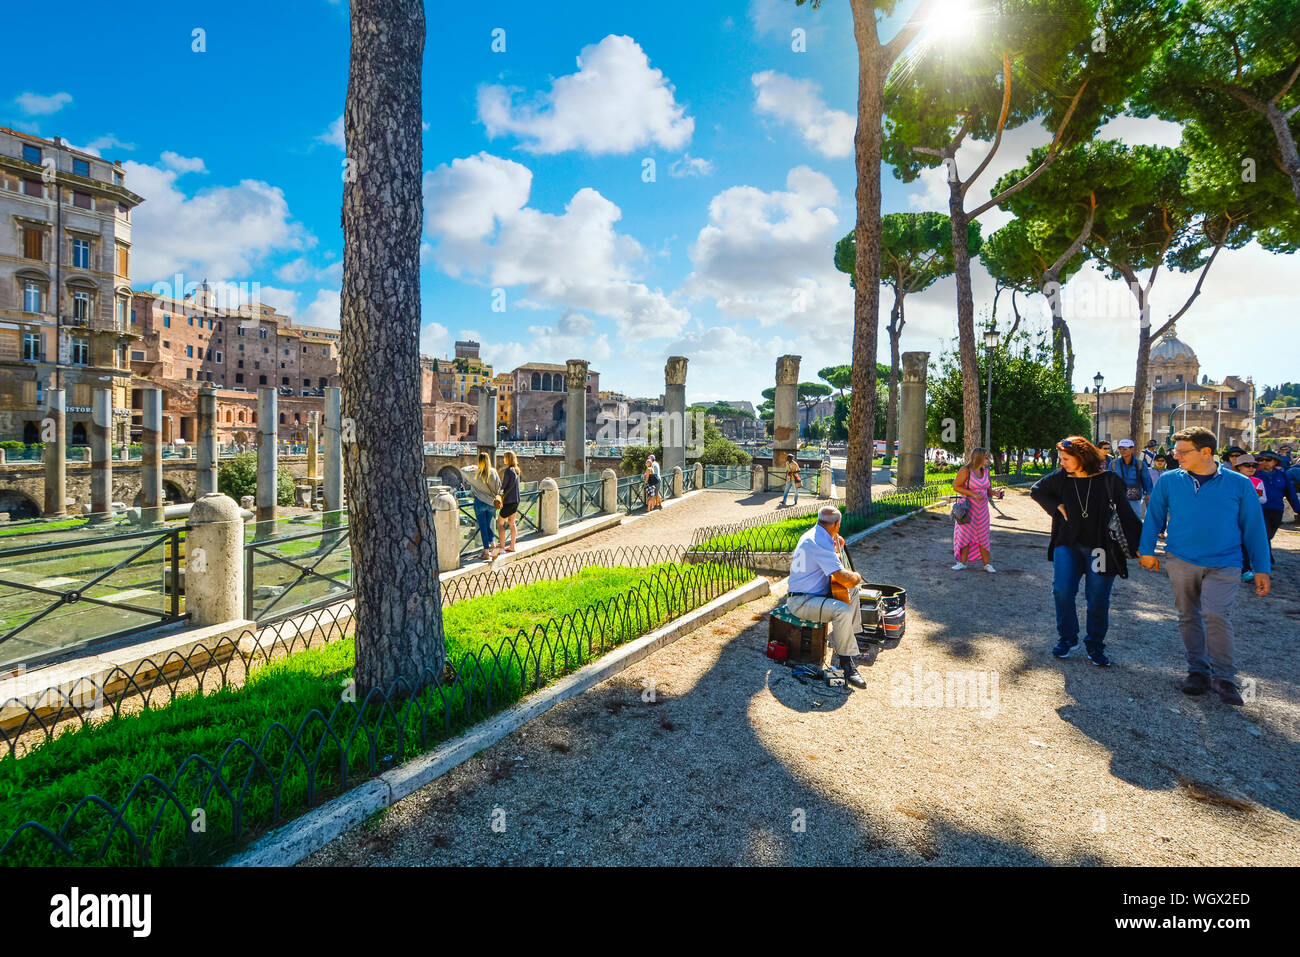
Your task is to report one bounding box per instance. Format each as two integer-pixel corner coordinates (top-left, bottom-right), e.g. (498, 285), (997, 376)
(1151, 326), (1196, 362)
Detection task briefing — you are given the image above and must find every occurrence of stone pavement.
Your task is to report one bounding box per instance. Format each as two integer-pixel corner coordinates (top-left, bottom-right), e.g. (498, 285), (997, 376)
(305, 489), (1300, 866)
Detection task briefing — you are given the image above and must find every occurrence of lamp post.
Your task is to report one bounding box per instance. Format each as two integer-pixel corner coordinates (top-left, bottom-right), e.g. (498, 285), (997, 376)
(983, 323), (998, 454)
(1093, 371), (1104, 444)
(1168, 400), (1200, 447)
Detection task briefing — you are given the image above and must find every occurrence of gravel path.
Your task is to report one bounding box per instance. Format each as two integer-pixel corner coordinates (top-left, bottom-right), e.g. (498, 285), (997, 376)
(305, 489), (1300, 866)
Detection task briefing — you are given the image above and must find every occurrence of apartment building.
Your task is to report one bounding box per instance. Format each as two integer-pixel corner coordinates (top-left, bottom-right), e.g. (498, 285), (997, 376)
(492, 371), (514, 432)
(448, 339), (492, 404)
(0, 127), (144, 444)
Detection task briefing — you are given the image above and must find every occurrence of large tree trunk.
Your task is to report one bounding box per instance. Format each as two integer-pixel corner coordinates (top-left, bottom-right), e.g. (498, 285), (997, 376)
(883, 289), (903, 468)
(1263, 100), (1300, 210)
(845, 0), (885, 514)
(342, 0), (444, 696)
(1128, 286), (1152, 443)
(949, 195), (981, 458)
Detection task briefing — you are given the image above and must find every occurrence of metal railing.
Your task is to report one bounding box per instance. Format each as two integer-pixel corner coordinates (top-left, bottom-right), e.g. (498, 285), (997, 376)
(0, 545), (756, 866)
(703, 465), (751, 491)
(244, 517), (351, 623)
(0, 523), (186, 668)
(554, 473), (604, 526)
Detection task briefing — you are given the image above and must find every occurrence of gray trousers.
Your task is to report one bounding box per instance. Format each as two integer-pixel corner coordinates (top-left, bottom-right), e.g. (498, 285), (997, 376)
(1165, 554), (1239, 682)
(786, 587), (861, 660)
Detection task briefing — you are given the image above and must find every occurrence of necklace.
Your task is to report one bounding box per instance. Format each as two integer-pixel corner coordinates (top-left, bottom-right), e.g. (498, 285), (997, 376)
(1072, 475), (1093, 519)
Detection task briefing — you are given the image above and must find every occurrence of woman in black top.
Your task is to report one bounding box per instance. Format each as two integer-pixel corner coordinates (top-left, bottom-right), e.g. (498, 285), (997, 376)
(496, 450), (522, 554)
(1030, 435), (1143, 667)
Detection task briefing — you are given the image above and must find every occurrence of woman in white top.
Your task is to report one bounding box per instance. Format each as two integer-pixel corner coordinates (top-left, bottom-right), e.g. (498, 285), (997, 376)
(461, 453), (501, 560)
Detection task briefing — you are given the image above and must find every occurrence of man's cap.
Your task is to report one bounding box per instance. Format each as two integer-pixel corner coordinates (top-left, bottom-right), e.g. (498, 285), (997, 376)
(1223, 446), (1245, 456)
(1235, 454), (1257, 466)
(1257, 450), (1279, 461)
(1117, 438), (1136, 448)
(1146, 440), (1158, 447)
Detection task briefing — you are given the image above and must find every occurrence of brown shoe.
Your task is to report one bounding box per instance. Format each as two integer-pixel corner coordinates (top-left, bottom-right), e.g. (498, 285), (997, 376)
(1181, 672), (1211, 695)
(1211, 678), (1244, 706)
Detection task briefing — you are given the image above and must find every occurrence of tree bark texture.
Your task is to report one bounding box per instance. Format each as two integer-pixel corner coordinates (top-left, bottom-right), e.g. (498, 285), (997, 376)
(883, 290), (903, 468)
(948, 196), (982, 459)
(343, 0), (444, 696)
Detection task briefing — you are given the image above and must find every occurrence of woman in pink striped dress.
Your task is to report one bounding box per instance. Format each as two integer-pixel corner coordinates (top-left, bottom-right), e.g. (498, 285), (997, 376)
(953, 447), (1000, 573)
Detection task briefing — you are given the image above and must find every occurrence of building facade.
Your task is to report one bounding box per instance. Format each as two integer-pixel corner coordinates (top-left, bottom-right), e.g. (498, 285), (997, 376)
(0, 127), (144, 445)
(510, 362), (600, 441)
(1078, 328), (1255, 450)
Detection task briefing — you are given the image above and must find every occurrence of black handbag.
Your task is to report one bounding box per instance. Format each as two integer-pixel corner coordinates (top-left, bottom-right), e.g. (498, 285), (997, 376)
(1104, 477), (1136, 561)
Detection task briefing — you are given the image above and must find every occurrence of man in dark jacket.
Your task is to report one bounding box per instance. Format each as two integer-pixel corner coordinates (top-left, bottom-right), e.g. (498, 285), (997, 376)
(1111, 438), (1153, 519)
(1255, 450), (1300, 558)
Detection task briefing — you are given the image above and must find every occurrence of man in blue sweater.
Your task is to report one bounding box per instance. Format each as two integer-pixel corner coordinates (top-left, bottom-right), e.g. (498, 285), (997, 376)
(1139, 428), (1271, 706)
(1111, 438), (1153, 519)
(1254, 450), (1300, 555)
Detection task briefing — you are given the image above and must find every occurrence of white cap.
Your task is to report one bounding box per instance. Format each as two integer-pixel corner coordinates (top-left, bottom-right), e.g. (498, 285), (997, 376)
(1117, 438), (1136, 448)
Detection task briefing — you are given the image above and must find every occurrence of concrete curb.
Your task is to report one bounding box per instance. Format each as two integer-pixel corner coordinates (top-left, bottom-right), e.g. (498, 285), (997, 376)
(223, 573), (771, 867)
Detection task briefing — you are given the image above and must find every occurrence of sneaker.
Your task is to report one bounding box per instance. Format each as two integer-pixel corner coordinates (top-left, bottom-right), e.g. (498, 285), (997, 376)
(1242, 571), (1255, 583)
(1211, 677), (1244, 706)
(1181, 672), (1211, 695)
(951, 562), (966, 570)
(1086, 647), (1111, 667)
(1052, 639), (1076, 659)
(984, 564), (997, 573)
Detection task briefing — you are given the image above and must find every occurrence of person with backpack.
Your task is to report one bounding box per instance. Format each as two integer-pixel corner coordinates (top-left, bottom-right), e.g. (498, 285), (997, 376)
(496, 450), (522, 554)
(1110, 438), (1153, 520)
(1030, 435), (1142, 668)
(1232, 454), (1266, 583)
(1254, 450), (1300, 561)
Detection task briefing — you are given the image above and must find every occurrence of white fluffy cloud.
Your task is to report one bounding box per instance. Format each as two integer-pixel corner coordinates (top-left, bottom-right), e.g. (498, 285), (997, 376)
(423, 151), (690, 338)
(477, 35), (693, 155)
(301, 288), (341, 328)
(685, 165), (850, 336)
(752, 71), (854, 158)
(123, 156), (311, 284)
(319, 115), (345, 149)
(420, 321), (451, 358)
(669, 154), (715, 178)
(15, 91), (71, 115)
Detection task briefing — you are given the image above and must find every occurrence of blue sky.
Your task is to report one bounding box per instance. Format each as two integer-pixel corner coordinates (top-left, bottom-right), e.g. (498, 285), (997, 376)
(6, 0), (1296, 408)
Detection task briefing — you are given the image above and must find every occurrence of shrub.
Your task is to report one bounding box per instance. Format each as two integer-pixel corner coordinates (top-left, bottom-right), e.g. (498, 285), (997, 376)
(0, 441), (25, 451)
(218, 452), (295, 506)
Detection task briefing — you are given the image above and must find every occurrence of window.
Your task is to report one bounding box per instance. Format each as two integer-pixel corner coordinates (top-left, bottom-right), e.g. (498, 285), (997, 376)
(162, 340), (170, 349)
(259, 375), (267, 385)
(23, 144), (41, 164)
(238, 344), (244, 352)
(218, 322), (222, 332)
(113, 170), (123, 186)
(186, 345), (194, 358)
(71, 337), (89, 364)
(237, 326), (244, 336)
(319, 378), (327, 388)
(284, 348), (290, 356)
(23, 282), (41, 313)
(236, 373), (244, 384)
(263, 347), (268, 354)
(304, 379), (310, 387)
(237, 359), (244, 369)
(206, 349), (212, 360)
(281, 376), (289, 386)
(186, 368), (192, 379)
(131, 350), (145, 361)
(163, 314), (170, 328)
(279, 413), (286, 424)
(215, 351), (223, 364)
(188, 316), (193, 326)
(322, 347), (327, 356)
(23, 179), (42, 197)
(302, 346), (307, 354)
(72, 291), (91, 321)
(116, 245), (128, 275)
(116, 298), (127, 327)
(73, 158), (90, 177)
(258, 328), (267, 339)
(22, 228), (42, 260)
(130, 309), (136, 325)
(72, 239), (90, 269)
(1228, 397), (1238, 409)
(23, 333), (41, 361)
(72, 191), (91, 209)
(1175, 375), (1183, 383)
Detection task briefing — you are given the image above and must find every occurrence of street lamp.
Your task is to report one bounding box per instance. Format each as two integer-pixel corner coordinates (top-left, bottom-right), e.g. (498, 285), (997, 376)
(1093, 371), (1104, 444)
(1168, 400), (1200, 447)
(983, 323), (998, 452)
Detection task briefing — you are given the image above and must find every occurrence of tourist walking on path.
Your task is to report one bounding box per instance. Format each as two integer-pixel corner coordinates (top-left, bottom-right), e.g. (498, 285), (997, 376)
(461, 453), (501, 561)
(781, 456), (802, 506)
(952, 447), (1001, 573)
(644, 454), (662, 511)
(1233, 454), (1266, 582)
(1146, 450), (1171, 491)
(1221, 445), (1244, 469)
(1097, 441), (1114, 472)
(1030, 436), (1142, 668)
(1138, 427), (1271, 706)
(1141, 439), (1159, 470)
(1254, 450), (1300, 560)
(496, 450), (521, 554)
(1110, 439), (1153, 520)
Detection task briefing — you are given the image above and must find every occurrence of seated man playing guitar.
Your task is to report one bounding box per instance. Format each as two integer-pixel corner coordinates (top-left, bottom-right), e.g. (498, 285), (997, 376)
(785, 505), (867, 688)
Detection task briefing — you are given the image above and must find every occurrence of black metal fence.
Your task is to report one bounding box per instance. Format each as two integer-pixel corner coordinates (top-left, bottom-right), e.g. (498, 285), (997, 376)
(0, 524), (186, 669)
(703, 465), (751, 491)
(0, 546), (755, 866)
(244, 517), (351, 623)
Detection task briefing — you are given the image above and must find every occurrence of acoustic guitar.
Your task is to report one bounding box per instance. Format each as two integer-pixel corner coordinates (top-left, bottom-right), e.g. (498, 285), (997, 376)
(830, 539), (856, 604)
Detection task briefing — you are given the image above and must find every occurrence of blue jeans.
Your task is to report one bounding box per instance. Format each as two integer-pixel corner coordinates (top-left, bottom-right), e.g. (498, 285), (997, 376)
(782, 480), (798, 505)
(1052, 543), (1116, 652)
(473, 498), (496, 550)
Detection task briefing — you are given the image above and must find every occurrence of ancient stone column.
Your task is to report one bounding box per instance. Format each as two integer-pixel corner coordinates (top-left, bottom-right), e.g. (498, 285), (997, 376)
(564, 359), (588, 477)
(774, 355), (801, 470)
(671, 465), (683, 498)
(141, 388), (164, 526)
(256, 387), (277, 530)
(323, 386), (343, 515)
(539, 477), (560, 535)
(477, 386), (498, 461)
(186, 493), (246, 626)
(601, 467), (618, 514)
(898, 351), (930, 489)
(307, 411), (319, 482)
(430, 485), (461, 572)
(662, 356), (688, 475)
(90, 389), (113, 520)
(196, 383), (217, 497)
(43, 389), (67, 518)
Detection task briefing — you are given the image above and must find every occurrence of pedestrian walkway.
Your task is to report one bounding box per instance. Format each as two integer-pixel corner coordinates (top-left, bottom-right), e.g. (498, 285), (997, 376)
(305, 491), (1300, 866)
